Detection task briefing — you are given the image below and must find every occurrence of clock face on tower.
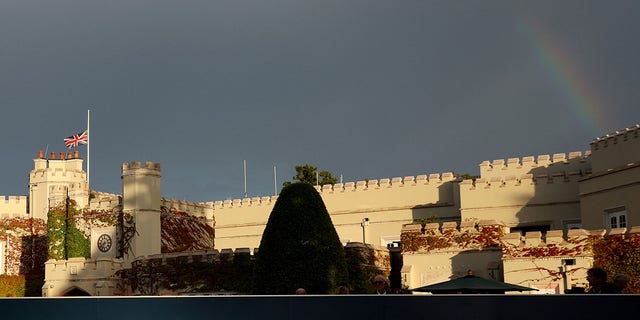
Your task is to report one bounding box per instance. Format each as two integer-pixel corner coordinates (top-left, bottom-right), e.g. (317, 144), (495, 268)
(97, 234), (112, 253)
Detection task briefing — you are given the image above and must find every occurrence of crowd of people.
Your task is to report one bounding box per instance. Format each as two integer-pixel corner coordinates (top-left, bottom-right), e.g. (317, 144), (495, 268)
(586, 267), (629, 294)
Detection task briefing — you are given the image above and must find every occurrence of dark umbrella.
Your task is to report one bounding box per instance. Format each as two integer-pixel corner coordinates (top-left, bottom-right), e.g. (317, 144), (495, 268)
(410, 273), (538, 294)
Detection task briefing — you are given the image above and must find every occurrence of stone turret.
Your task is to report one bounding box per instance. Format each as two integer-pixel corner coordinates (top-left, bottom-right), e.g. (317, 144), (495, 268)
(122, 161), (162, 265)
(29, 150), (88, 220)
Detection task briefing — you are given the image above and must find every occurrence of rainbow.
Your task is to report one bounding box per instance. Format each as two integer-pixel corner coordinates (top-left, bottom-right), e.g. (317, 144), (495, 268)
(521, 18), (608, 134)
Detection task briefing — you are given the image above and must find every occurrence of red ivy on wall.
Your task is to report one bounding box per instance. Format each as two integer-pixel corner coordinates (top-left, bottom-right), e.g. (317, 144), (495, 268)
(401, 224), (504, 253)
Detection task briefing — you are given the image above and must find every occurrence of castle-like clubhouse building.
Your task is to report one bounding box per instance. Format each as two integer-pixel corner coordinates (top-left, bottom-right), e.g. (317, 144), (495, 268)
(0, 123), (638, 295)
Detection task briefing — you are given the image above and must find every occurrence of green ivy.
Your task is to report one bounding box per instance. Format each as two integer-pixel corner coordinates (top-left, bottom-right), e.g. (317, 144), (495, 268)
(47, 202), (90, 260)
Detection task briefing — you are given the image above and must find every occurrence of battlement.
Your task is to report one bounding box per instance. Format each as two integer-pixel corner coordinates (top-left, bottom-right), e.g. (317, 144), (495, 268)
(88, 192), (122, 211)
(403, 221), (640, 259)
(0, 196), (30, 217)
(315, 172), (457, 193)
(161, 197), (214, 220)
(591, 123), (640, 149)
(502, 226), (640, 259)
(212, 172), (457, 208)
(132, 248), (254, 265)
(212, 195), (279, 210)
(460, 170), (585, 190)
(479, 151), (591, 181)
(122, 161), (161, 172)
(588, 123), (640, 173)
(401, 220), (507, 253)
(44, 257), (125, 296)
(45, 257), (124, 273)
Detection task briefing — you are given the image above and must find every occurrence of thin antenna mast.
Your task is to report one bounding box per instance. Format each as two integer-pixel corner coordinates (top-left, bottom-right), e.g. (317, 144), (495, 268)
(243, 160), (247, 198)
(274, 166), (277, 195)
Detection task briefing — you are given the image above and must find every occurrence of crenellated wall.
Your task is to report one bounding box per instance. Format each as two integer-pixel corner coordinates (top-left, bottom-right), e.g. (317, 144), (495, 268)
(42, 257), (124, 296)
(401, 220), (505, 290)
(500, 228), (603, 294)
(128, 248), (254, 295)
(459, 153), (591, 229)
(579, 126), (640, 229)
(589, 124), (640, 173)
(161, 198), (214, 223)
(212, 196), (278, 250)
(401, 221), (592, 293)
(0, 196), (29, 218)
(479, 151), (591, 180)
(126, 243), (390, 295)
(317, 172), (458, 213)
(88, 191), (122, 211)
(214, 172), (461, 250)
(402, 220), (639, 294)
(29, 151), (88, 220)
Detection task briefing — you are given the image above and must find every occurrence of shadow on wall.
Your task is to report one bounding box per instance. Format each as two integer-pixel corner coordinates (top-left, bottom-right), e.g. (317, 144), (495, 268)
(19, 235), (48, 296)
(513, 155), (587, 236)
(468, 154), (589, 237)
(409, 178), (462, 226)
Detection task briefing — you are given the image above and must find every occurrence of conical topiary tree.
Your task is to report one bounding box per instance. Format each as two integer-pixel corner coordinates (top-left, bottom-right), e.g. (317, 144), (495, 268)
(253, 182), (348, 294)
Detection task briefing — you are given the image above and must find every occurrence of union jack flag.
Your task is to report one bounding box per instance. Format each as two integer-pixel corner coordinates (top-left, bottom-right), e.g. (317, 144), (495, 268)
(64, 130), (88, 148)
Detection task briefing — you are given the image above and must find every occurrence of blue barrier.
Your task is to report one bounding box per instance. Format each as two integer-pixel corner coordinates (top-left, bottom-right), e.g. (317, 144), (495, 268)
(0, 294), (637, 320)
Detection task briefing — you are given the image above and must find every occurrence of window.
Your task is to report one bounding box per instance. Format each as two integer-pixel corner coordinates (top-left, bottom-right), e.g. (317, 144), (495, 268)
(605, 207), (627, 230)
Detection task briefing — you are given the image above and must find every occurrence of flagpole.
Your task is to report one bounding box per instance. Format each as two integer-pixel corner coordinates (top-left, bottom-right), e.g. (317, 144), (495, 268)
(87, 109), (90, 192)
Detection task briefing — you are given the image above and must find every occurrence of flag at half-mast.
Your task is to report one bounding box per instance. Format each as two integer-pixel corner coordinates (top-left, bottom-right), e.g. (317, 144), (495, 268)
(64, 130), (88, 148)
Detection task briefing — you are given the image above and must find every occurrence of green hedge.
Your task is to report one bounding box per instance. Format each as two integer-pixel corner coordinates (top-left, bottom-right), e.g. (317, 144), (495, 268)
(253, 183), (349, 294)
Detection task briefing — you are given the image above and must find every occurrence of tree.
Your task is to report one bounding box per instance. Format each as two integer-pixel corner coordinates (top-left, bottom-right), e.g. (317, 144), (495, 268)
(455, 173), (475, 180)
(253, 182), (348, 294)
(283, 164), (338, 187)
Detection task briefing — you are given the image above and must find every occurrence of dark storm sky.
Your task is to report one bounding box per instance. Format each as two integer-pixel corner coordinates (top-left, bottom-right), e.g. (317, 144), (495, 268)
(0, 0), (638, 202)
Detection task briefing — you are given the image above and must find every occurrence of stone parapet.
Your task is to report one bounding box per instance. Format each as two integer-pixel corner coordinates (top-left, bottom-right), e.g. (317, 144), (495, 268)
(161, 198), (214, 221)
(401, 220), (507, 253)
(589, 124), (640, 173)
(0, 196), (29, 217)
(213, 196), (279, 210)
(88, 192), (122, 211)
(478, 151), (591, 181)
(43, 257), (125, 296)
